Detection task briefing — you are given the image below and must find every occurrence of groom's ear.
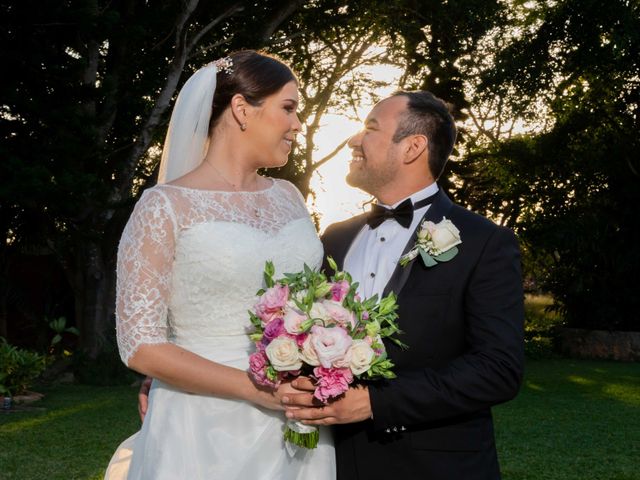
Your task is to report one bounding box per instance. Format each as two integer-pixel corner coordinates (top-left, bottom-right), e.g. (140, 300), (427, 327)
(402, 134), (428, 165)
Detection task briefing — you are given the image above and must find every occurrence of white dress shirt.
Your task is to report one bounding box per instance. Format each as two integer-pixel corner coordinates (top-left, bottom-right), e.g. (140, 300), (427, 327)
(344, 183), (439, 299)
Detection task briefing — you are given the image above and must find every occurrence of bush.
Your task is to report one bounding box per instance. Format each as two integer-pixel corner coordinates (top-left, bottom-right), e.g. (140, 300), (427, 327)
(0, 337), (47, 396)
(72, 329), (138, 386)
(523, 295), (564, 359)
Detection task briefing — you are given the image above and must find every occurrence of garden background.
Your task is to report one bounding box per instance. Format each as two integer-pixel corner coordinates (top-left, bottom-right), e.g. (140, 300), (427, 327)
(1, 1), (638, 479)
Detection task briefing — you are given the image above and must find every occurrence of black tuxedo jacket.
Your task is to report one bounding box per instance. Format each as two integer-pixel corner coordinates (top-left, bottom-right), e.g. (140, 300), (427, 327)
(321, 190), (524, 480)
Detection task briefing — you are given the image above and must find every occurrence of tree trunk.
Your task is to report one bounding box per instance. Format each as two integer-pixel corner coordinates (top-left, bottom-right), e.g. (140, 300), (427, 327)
(0, 250), (11, 339)
(73, 241), (116, 358)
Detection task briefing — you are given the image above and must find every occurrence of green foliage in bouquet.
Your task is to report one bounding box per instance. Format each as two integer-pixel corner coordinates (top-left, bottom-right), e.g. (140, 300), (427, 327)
(249, 257), (406, 381)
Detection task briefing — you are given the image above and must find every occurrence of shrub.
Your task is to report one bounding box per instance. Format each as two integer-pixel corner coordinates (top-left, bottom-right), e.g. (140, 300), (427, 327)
(72, 329), (138, 386)
(524, 294), (564, 359)
(0, 337), (47, 396)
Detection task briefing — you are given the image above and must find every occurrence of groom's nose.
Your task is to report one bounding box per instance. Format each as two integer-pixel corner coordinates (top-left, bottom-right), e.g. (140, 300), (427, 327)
(347, 131), (363, 148)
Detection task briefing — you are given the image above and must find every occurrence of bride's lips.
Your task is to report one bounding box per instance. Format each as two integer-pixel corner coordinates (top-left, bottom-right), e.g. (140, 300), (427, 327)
(283, 137), (293, 152)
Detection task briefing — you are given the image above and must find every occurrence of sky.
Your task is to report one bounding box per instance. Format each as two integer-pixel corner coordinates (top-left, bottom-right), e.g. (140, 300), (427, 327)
(306, 63), (403, 232)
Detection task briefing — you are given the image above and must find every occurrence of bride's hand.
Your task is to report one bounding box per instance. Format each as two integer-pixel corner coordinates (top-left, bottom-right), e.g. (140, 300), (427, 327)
(253, 381), (300, 411)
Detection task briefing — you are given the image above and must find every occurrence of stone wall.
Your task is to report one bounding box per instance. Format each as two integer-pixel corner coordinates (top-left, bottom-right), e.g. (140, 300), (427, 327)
(558, 328), (640, 361)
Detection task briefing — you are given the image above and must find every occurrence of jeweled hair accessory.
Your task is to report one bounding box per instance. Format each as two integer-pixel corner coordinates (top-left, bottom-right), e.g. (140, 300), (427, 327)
(211, 56), (234, 74)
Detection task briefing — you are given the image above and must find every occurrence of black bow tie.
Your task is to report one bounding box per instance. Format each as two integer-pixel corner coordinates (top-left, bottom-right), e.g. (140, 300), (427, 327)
(366, 194), (437, 229)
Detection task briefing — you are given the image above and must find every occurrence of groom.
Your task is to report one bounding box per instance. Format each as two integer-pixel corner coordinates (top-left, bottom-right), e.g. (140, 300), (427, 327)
(284, 90), (524, 479)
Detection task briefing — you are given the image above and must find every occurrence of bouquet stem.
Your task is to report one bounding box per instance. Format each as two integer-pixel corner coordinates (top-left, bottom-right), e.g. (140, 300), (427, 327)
(284, 420), (319, 449)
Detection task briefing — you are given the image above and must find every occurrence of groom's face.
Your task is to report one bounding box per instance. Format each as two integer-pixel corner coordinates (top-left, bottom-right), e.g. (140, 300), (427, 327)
(346, 96), (408, 197)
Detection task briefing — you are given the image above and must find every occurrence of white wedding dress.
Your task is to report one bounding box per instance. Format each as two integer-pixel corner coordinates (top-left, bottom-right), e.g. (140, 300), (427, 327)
(105, 178), (335, 480)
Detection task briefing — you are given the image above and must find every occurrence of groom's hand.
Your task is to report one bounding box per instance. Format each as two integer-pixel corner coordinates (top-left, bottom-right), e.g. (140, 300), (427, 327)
(138, 376), (153, 422)
(282, 379), (372, 425)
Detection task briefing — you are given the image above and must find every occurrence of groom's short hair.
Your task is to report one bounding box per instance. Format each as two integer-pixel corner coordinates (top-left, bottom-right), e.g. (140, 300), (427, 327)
(391, 91), (457, 180)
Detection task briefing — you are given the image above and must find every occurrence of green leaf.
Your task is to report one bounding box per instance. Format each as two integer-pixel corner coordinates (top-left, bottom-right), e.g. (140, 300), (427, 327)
(248, 311), (263, 329)
(263, 261), (275, 288)
(434, 246), (459, 262)
(49, 317), (66, 333)
(266, 367), (278, 381)
(420, 249), (438, 267)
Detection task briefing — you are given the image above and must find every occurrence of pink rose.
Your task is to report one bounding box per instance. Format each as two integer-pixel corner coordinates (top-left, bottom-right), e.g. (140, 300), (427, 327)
(261, 318), (286, 348)
(330, 280), (350, 302)
(258, 309), (283, 325)
(322, 300), (356, 329)
(249, 351), (276, 388)
(255, 284), (289, 324)
(295, 332), (308, 347)
(313, 366), (353, 402)
(310, 325), (352, 368)
(283, 305), (307, 334)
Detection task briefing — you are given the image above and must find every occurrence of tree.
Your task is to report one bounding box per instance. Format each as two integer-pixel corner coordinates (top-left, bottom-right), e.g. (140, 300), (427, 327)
(0, 0), (305, 355)
(379, 0), (508, 198)
(272, 2), (396, 197)
(0, 0), (520, 355)
(461, 0), (640, 330)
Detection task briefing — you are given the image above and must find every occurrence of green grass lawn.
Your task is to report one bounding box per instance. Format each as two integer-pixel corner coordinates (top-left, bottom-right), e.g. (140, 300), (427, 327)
(1, 359), (638, 480)
(0, 384), (139, 480)
(495, 359), (640, 480)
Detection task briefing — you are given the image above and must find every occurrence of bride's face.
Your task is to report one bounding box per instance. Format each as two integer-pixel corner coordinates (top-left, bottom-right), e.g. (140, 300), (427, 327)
(246, 81), (301, 168)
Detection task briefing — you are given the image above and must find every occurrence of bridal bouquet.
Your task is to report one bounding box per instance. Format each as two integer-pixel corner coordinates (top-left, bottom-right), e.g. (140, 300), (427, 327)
(247, 258), (405, 449)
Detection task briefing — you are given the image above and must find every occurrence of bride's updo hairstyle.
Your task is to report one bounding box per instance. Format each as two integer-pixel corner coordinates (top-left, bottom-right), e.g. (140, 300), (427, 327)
(208, 50), (297, 134)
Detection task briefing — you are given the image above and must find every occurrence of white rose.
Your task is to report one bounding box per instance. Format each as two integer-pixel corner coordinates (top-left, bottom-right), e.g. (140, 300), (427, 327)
(309, 301), (331, 322)
(427, 218), (461, 254)
(347, 340), (375, 375)
(265, 337), (302, 371)
(310, 325), (353, 368)
(299, 335), (321, 366)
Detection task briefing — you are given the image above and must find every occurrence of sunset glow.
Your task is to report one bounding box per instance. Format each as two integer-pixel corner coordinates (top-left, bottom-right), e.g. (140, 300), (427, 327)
(307, 64), (403, 232)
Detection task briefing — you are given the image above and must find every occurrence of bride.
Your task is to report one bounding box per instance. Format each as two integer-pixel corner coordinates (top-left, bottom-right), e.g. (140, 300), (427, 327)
(105, 50), (335, 479)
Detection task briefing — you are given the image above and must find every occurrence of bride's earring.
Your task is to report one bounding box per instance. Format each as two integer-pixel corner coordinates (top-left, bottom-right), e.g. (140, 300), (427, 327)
(240, 123), (247, 131)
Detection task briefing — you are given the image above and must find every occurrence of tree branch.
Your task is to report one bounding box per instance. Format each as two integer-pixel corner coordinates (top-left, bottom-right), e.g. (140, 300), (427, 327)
(259, 0), (305, 43)
(186, 2), (245, 52)
(311, 137), (349, 170)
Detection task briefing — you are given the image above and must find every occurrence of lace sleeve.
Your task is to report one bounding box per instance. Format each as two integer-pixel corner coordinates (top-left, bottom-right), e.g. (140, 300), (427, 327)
(115, 188), (178, 366)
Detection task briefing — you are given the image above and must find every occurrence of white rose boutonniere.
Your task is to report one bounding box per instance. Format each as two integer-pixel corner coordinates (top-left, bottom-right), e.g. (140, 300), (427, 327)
(399, 217), (461, 267)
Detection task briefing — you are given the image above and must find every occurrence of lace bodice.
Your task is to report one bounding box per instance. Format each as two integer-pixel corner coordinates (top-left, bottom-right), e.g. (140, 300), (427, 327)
(115, 178), (323, 365)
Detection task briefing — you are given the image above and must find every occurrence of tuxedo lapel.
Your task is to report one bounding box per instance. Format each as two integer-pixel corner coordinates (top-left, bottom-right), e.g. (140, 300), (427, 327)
(382, 189), (454, 297)
(326, 214), (368, 270)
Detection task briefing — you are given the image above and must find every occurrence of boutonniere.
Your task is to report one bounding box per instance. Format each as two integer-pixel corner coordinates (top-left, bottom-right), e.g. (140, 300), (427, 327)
(399, 217), (461, 267)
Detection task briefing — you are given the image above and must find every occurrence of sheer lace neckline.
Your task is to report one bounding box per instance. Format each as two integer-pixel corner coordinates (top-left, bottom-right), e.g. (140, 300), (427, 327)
(161, 177), (276, 195)
(115, 177), (321, 366)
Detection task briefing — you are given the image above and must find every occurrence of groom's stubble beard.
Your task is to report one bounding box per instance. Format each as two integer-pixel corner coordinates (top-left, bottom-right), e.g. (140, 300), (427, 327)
(346, 150), (398, 198)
